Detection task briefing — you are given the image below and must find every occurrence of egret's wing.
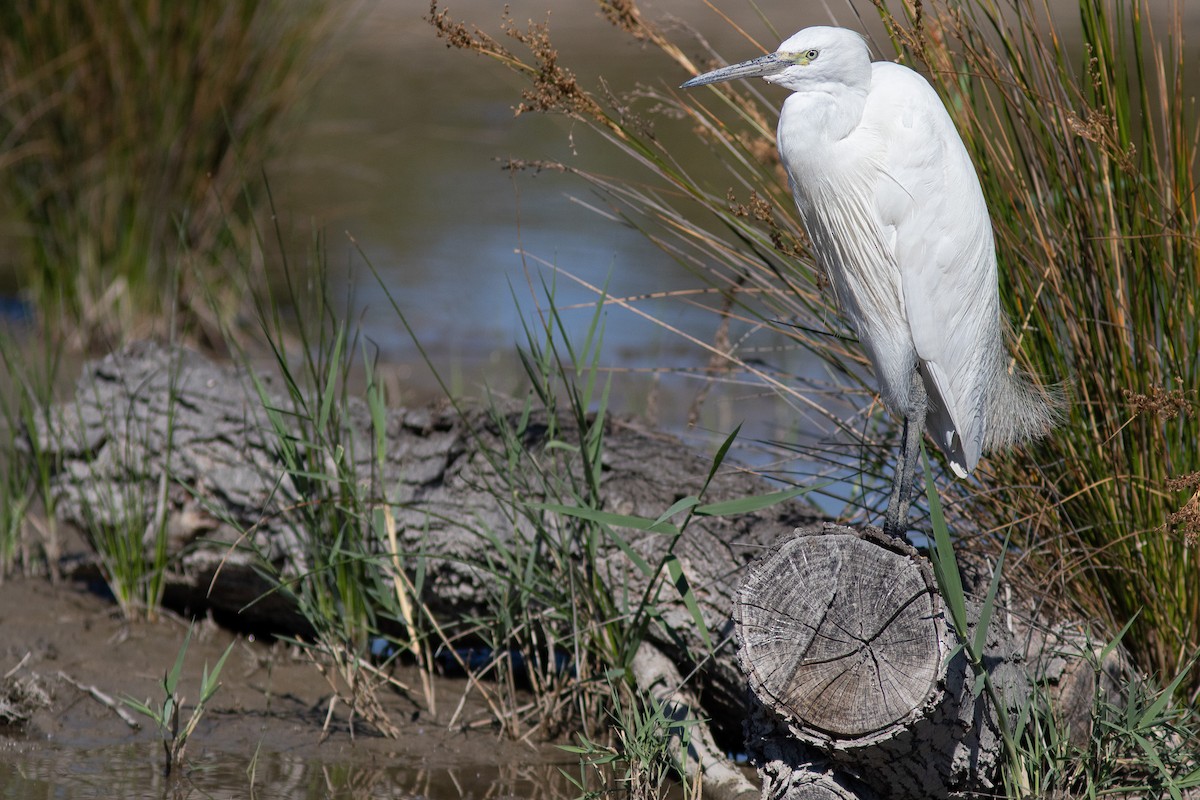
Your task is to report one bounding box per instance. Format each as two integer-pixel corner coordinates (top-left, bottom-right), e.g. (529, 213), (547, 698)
(864, 63), (997, 475)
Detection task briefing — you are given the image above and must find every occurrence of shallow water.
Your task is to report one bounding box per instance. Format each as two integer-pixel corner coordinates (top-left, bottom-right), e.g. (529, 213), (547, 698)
(270, 0), (820, 360)
(0, 742), (573, 799)
(262, 0), (879, 506)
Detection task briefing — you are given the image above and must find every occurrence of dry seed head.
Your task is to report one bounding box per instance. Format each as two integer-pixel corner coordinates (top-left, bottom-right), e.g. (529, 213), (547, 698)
(726, 188), (772, 221)
(1123, 386), (1195, 420)
(1164, 472), (1200, 545)
(427, 1), (510, 58)
(599, 0), (648, 43)
(500, 12), (604, 122)
(600, 80), (654, 140)
(748, 191), (773, 223)
(727, 188), (749, 219)
(727, 190), (803, 257)
(1165, 471), (1200, 492)
(1165, 494), (1200, 547)
(1066, 107), (1137, 173)
(500, 157), (569, 175)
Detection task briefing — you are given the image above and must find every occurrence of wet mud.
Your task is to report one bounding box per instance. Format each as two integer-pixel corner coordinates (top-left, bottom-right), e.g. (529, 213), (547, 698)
(0, 578), (572, 799)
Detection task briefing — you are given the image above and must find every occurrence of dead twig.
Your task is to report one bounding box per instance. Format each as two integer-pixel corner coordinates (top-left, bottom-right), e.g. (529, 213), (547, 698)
(57, 671), (141, 729)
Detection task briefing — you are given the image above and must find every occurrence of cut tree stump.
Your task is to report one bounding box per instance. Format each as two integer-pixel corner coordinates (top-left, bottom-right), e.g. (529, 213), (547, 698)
(736, 523), (1028, 800)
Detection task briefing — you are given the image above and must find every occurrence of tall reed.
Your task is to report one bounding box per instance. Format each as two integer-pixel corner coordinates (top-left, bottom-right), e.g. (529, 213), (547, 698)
(0, 0), (331, 348)
(428, 0), (1199, 694)
(0, 333), (61, 577)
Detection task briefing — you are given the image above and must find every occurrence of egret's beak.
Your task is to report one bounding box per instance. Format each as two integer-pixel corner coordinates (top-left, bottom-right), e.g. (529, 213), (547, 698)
(680, 52), (789, 88)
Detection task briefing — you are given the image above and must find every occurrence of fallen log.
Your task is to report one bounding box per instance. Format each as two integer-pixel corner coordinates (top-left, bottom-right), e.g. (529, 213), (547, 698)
(26, 341), (816, 748)
(25, 342), (1139, 799)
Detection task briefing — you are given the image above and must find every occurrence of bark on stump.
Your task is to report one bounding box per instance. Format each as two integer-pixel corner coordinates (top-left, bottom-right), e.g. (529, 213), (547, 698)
(736, 523), (1027, 800)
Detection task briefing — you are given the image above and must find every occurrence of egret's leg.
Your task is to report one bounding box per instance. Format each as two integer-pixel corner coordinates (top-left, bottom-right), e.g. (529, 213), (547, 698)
(884, 371), (928, 538)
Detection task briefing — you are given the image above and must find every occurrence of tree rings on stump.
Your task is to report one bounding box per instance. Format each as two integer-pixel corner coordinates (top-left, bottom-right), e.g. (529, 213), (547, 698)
(736, 523), (1027, 800)
(736, 523), (946, 746)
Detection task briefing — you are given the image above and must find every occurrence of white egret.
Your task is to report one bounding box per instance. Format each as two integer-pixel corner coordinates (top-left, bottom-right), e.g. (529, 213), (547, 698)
(682, 27), (1061, 536)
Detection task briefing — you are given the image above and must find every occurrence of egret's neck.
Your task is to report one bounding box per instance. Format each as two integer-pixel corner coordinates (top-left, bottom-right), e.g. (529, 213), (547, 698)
(778, 82), (868, 144)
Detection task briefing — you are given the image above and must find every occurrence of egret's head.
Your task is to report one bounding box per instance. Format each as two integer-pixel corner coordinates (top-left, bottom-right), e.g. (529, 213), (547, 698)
(681, 26), (871, 93)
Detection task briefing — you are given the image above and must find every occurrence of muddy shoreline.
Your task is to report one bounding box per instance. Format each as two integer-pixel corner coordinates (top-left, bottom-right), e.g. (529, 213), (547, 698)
(0, 576), (575, 798)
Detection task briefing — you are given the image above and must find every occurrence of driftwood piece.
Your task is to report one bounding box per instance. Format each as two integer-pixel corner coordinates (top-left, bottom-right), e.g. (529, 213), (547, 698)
(630, 642), (758, 800)
(1018, 620), (1132, 745)
(743, 693), (879, 800)
(28, 342), (819, 742)
(737, 524), (1028, 800)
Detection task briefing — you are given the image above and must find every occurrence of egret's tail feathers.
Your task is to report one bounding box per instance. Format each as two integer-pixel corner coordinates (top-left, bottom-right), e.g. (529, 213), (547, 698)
(984, 360), (1067, 453)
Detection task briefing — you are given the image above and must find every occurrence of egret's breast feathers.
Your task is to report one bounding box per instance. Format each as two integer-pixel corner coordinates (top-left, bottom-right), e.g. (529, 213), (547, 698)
(794, 165), (904, 337)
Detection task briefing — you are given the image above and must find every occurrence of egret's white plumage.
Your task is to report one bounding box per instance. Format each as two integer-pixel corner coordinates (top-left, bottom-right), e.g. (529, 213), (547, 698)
(683, 26), (1060, 533)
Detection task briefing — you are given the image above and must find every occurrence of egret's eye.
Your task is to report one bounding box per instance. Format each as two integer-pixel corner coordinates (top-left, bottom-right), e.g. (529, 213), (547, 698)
(805, 48), (820, 61)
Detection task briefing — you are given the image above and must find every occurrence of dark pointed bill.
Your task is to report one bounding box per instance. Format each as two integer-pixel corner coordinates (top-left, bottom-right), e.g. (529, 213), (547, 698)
(680, 52), (788, 88)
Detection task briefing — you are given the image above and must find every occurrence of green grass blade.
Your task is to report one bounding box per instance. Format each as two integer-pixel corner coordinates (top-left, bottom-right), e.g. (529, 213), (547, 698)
(165, 627), (192, 695)
(1099, 613), (1139, 664)
(362, 340), (388, 467)
(603, 526), (657, 579)
(529, 503), (678, 535)
(1136, 657), (1195, 730)
(922, 443), (968, 641)
(526, 507), (658, 580)
(316, 323), (346, 432)
(696, 484), (823, 516)
(701, 423), (742, 494)
(972, 528), (1012, 660)
(121, 697), (157, 721)
(200, 641), (237, 705)
(1128, 731), (1179, 800)
(664, 554), (711, 650)
(652, 496), (700, 528)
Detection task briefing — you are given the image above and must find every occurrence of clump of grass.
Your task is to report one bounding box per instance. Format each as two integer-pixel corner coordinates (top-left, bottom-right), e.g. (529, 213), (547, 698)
(0, 0), (332, 349)
(388, 278), (666, 742)
(925, 399), (1198, 800)
(1009, 637), (1200, 799)
(376, 273), (805, 796)
(427, 0), (1200, 700)
(238, 252), (687, 745)
(0, 333), (61, 578)
(82, 483), (173, 620)
(561, 682), (699, 800)
(76, 390), (179, 620)
(244, 249), (414, 739)
(5, 322), (190, 610)
(123, 625), (236, 779)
